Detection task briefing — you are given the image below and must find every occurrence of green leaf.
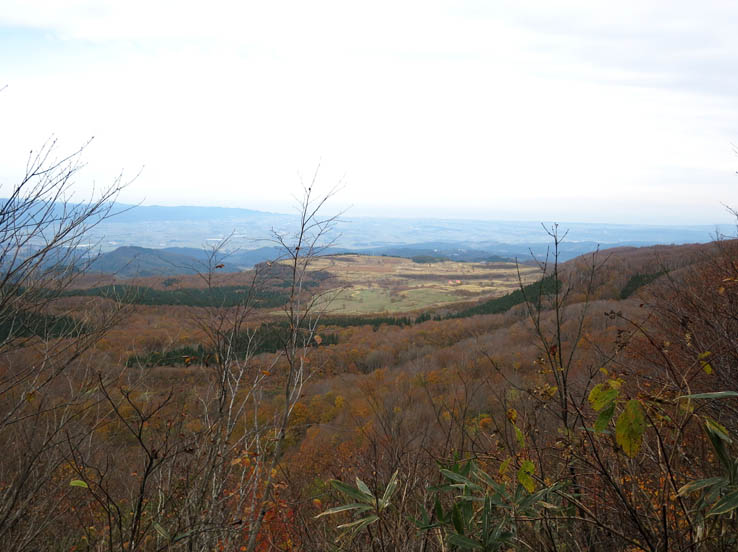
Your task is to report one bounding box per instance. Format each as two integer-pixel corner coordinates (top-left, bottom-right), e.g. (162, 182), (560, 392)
(678, 477), (726, 496)
(355, 477), (373, 498)
(513, 424), (525, 449)
(702, 362), (713, 375)
(680, 391), (738, 400)
(381, 470), (399, 507)
(615, 399), (645, 458)
(517, 460), (535, 493)
(337, 514), (379, 532)
(315, 503), (373, 518)
(169, 529), (198, 544)
(69, 479), (88, 489)
(594, 400), (616, 432)
(447, 533), (484, 549)
(153, 522), (169, 540)
(413, 509), (432, 530)
(705, 418), (733, 443)
(330, 479), (372, 502)
(434, 496), (445, 522)
(474, 466), (504, 494)
(440, 469), (476, 488)
(709, 488), (738, 516)
(589, 383), (619, 411)
(452, 503), (465, 534)
(704, 418), (734, 474)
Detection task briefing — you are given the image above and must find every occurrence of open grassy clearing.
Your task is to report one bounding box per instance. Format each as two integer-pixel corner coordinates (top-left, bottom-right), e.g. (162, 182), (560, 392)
(299, 254), (538, 315)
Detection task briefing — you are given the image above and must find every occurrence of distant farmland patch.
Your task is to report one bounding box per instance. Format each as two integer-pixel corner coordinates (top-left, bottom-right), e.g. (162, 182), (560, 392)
(294, 254), (538, 315)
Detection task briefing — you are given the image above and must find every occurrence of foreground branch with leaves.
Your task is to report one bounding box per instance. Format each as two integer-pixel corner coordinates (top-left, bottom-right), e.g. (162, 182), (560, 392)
(313, 228), (738, 551)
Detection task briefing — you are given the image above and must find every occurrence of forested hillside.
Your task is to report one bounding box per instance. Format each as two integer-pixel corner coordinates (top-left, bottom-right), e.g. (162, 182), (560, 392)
(4, 185), (738, 552)
(0, 160), (734, 551)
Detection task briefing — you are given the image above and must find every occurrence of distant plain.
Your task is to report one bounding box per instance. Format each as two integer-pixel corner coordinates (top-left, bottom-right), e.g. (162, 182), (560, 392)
(296, 255), (538, 314)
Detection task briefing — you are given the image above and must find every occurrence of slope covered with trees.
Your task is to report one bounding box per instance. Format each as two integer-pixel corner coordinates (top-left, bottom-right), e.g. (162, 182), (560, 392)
(2, 151), (737, 551)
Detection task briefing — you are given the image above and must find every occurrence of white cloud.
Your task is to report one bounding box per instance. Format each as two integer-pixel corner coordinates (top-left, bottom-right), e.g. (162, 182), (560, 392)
(1, 1), (737, 224)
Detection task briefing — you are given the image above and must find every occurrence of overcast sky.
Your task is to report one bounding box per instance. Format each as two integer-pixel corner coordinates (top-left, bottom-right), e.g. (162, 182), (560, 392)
(1, 1), (737, 224)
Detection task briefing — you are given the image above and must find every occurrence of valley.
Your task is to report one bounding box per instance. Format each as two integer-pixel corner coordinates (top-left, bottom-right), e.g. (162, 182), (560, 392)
(4, 213), (738, 551)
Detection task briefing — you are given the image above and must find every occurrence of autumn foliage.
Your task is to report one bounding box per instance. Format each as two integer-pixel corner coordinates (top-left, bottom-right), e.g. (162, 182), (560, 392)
(3, 186), (738, 551)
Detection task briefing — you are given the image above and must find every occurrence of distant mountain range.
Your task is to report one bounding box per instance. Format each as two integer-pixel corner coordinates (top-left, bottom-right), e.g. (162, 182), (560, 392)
(88, 243), (515, 278)
(106, 204), (285, 223)
(5, 199), (731, 277)
(87, 245), (288, 277)
(89, 246), (205, 277)
(86, 237), (720, 278)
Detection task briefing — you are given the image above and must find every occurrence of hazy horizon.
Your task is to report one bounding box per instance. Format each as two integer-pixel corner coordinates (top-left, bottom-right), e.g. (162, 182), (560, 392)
(109, 199), (738, 229)
(2, 1), (737, 225)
